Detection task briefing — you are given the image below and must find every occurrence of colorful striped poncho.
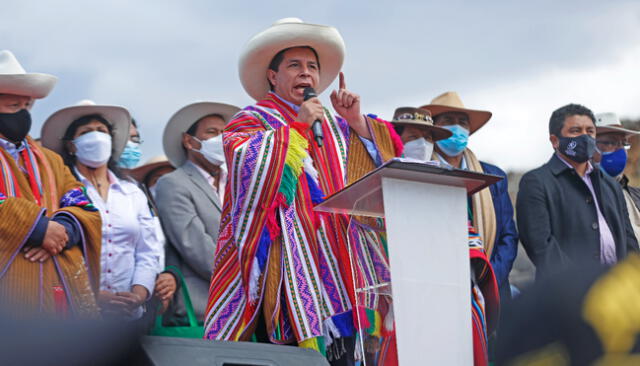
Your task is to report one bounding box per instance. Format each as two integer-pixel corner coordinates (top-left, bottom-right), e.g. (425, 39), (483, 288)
(469, 224), (500, 366)
(0, 137), (101, 317)
(203, 92), (402, 355)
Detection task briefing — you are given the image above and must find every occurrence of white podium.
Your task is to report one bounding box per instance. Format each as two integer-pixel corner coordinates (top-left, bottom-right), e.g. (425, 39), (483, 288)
(314, 159), (501, 365)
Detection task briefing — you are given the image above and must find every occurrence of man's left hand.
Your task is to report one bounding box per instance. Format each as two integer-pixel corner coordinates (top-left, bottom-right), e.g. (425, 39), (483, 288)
(24, 247), (52, 262)
(330, 72), (369, 138)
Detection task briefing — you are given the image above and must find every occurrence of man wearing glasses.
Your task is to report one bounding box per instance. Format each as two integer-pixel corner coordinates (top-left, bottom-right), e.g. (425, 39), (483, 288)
(593, 112), (640, 241)
(517, 104), (638, 280)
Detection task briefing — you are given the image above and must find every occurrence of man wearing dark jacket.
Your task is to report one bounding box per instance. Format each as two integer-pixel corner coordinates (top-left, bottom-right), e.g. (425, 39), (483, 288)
(517, 104), (639, 280)
(592, 112), (640, 242)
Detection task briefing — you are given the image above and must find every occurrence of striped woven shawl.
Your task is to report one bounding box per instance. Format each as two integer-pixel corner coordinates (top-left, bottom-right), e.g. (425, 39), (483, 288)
(0, 137), (101, 318)
(203, 93), (401, 354)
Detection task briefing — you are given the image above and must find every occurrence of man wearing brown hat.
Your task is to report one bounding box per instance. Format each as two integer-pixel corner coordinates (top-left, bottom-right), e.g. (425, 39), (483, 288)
(0, 50), (101, 316)
(421, 91), (518, 299)
(389, 107), (452, 160)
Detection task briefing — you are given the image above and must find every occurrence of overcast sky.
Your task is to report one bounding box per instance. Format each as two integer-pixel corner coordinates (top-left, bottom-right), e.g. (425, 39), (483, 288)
(3, 0), (640, 171)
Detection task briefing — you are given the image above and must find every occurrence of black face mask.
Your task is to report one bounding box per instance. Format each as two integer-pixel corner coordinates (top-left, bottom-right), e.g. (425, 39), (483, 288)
(558, 133), (596, 163)
(0, 109), (32, 143)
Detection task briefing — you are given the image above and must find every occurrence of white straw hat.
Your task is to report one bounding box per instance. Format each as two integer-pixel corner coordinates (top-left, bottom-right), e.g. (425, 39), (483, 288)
(595, 112), (640, 136)
(163, 101), (240, 168)
(0, 50), (57, 99)
(238, 18), (345, 101)
(41, 100), (131, 160)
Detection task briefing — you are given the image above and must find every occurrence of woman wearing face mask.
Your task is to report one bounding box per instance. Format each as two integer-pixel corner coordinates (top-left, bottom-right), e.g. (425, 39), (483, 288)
(117, 118), (143, 170)
(118, 118), (180, 319)
(389, 107), (452, 161)
(41, 101), (161, 320)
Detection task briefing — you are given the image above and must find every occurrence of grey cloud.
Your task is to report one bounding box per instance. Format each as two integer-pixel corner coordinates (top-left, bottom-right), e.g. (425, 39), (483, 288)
(2, 0), (639, 167)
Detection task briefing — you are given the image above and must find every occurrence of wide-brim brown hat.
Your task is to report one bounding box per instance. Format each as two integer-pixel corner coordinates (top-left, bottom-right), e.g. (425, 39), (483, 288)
(163, 101), (240, 168)
(595, 112), (640, 136)
(41, 100), (131, 160)
(129, 155), (174, 184)
(390, 107), (453, 141)
(238, 17), (345, 101)
(0, 50), (57, 99)
(420, 91), (492, 135)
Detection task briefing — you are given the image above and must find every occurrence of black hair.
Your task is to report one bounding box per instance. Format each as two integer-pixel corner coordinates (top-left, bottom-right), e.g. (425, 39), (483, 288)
(549, 104), (596, 137)
(267, 46), (320, 90)
(185, 113), (225, 136)
(394, 125), (405, 136)
(61, 113), (124, 179)
(185, 120), (199, 137)
(129, 117), (142, 143)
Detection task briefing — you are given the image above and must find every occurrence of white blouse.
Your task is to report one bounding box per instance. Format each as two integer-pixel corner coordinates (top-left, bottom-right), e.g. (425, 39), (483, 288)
(77, 169), (161, 316)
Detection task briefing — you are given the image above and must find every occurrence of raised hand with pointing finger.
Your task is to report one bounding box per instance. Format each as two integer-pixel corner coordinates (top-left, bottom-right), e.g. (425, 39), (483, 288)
(330, 72), (370, 139)
(206, 20), (404, 354)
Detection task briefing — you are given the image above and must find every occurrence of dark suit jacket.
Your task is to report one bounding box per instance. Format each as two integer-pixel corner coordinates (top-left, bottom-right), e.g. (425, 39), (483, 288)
(516, 154), (639, 279)
(480, 162), (518, 292)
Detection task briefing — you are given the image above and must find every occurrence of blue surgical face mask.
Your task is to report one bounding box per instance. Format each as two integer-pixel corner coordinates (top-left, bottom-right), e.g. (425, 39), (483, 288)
(117, 140), (142, 169)
(599, 148), (627, 177)
(436, 125), (469, 157)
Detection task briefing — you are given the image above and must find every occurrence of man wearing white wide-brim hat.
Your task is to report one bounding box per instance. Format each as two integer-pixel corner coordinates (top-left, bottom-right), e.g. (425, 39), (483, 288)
(592, 112), (640, 241)
(203, 18), (402, 362)
(0, 50), (101, 317)
(155, 101), (239, 325)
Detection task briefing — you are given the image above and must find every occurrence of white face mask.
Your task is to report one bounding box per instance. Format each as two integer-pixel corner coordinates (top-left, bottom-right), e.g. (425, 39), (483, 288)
(193, 134), (225, 166)
(73, 131), (112, 168)
(403, 137), (434, 162)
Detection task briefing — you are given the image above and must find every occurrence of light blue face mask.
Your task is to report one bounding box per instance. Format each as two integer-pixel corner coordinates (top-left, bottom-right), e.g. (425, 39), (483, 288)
(436, 125), (469, 157)
(117, 140), (142, 169)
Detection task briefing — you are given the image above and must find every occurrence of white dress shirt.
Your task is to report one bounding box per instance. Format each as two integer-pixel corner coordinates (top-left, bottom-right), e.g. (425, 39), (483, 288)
(152, 216), (166, 271)
(76, 169), (161, 318)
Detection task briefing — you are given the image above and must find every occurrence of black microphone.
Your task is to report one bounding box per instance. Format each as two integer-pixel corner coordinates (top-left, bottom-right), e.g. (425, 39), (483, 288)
(303, 87), (324, 148)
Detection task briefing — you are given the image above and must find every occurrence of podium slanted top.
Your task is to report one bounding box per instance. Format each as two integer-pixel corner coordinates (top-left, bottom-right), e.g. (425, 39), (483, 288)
(314, 158), (503, 217)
